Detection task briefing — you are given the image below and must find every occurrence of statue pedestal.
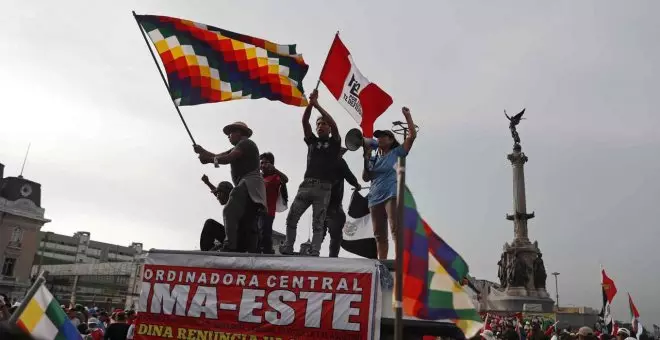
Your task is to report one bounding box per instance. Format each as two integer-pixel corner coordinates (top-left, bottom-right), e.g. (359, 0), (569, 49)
(486, 287), (554, 312)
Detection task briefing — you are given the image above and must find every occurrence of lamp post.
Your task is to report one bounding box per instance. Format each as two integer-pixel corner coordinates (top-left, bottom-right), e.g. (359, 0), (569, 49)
(551, 272), (560, 309)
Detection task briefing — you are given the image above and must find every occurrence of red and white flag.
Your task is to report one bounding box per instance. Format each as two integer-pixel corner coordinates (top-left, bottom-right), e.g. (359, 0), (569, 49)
(601, 267), (618, 333)
(319, 34), (393, 137)
(628, 293), (643, 338)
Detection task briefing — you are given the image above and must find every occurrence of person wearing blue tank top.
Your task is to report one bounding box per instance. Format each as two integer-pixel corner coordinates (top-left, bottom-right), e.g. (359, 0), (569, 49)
(361, 107), (417, 259)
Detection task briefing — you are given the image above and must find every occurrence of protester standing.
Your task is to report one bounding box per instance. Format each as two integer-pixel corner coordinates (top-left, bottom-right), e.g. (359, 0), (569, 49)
(258, 152), (288, 254)
(281, 89), (341, 256)
(324, 147), (360, 257)
(194, 122), (266, 253)
(362, 107), (416, 259)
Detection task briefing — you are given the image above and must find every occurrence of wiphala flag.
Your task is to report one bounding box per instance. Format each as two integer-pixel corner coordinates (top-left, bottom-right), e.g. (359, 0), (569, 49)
(135, 15), (309, 107)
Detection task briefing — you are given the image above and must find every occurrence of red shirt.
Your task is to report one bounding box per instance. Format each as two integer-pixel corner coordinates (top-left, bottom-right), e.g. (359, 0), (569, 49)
(263, 174), (281, 217)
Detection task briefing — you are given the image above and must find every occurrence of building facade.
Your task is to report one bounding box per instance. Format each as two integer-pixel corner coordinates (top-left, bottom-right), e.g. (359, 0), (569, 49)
(0, 162), (51, 300)
(31, 230), (144, 310)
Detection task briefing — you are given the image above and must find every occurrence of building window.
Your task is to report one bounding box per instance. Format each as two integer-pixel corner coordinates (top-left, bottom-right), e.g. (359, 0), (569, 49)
(1, 257), (17, 277)
(10, 227), (23, 243)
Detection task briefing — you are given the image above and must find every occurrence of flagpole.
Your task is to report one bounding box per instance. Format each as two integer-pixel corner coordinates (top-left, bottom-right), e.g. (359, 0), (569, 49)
(8, 272), (48, 324)
(315, 30), (340, 92)
(393, 122), (408, 340)
(132, 11), (196, 145)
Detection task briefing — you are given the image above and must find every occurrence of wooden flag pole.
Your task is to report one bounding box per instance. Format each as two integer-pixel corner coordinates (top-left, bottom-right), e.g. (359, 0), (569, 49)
(315, 30), (340, 92)
(8, 272), (49, 324)
(132, 11), (196, 145)
(393, 122), (408, 340)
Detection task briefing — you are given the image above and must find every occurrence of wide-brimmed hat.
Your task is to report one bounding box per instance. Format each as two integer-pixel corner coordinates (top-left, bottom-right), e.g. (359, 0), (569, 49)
(223, 121), (253, 137)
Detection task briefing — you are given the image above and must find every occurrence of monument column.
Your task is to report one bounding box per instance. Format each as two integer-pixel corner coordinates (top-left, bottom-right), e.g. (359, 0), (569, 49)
(506, 144), (534, 245)
(487, 109), (553, 313)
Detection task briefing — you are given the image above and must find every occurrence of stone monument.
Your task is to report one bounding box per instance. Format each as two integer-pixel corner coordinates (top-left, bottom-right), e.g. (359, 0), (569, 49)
(487, 109), (554, 312)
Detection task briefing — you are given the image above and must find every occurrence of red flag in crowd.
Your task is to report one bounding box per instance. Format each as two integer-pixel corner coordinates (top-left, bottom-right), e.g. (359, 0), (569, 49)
(319, 33), (393, 137)
(601, 267), (618, 333)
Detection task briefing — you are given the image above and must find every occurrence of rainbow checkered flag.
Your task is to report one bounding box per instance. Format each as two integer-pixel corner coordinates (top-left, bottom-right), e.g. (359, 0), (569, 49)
(401, 186), (482, 338)
(135, 14), (309, 107)
(11, 277), (81, 340)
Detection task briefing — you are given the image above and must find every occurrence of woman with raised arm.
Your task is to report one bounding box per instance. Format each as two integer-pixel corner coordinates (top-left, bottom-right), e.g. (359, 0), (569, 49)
(362, 107), (416, 259)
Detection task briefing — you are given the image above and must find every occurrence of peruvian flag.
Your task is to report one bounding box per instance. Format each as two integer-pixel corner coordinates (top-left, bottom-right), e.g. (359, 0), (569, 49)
(601, 268), (618, 334)
(319, 34), (393, 137)
(629, 293), (643, 338)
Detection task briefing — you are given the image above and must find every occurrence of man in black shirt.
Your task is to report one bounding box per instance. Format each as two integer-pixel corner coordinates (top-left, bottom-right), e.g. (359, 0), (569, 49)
(194, 121), (266, 253)
(281, 89), (341, 256)
(324, 148), (360, 257)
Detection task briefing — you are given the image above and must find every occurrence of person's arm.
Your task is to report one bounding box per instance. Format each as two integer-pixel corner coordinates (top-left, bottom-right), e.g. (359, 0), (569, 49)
(201, 175), (217, 193)
(362, 146), (373, 182)
(302, 90), (316, 139)
(273, 167), (289, 184)
(311, 91), (340, 141)
(341, 159), (360, 189)
(193, 144), (216, 164)
(213, 148), (244, 165)
(402, 107), (416, 153)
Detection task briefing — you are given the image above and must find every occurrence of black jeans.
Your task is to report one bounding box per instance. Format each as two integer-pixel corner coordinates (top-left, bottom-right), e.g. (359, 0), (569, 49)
(258, 215), (275, 254)
(222, 182), (261, 253)
(201, 208), (260, 253)
(324, 206), (346, 258)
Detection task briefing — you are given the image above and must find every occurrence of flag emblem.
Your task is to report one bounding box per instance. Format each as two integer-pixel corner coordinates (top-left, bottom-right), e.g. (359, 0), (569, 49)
(135, 14), (309, 107)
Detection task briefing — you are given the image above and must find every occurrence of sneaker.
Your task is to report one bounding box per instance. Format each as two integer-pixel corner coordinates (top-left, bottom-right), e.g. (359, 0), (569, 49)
(306, 250), (320, 257)
(279, 244), (294, 255)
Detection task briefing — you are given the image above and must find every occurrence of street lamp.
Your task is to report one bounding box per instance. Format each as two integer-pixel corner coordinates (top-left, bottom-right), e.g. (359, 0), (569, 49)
(551, 272), (560, 310)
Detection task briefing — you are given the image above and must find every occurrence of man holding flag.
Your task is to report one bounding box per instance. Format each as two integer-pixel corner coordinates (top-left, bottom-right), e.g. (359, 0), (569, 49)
(281, 89), (342, 256)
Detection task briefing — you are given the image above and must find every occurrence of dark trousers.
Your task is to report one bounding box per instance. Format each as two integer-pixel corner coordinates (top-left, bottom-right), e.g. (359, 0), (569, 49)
(324, 206), (346, 258)
(201, 205), (260, 253)
(258, 215), (275, 254)
(222, 182), (260, 253)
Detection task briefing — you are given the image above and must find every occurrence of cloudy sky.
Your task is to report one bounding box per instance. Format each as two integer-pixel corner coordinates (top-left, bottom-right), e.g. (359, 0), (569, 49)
(2, 0), (658, 323)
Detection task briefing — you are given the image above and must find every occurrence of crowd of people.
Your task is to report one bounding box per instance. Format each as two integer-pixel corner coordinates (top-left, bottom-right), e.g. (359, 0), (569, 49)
(473, 314), (655, 340)
(194, 89), (416, 258)
(1, 293), (135, 340)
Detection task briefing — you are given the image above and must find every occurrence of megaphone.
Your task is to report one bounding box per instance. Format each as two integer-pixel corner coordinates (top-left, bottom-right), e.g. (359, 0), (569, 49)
(345, 128), (364, 151)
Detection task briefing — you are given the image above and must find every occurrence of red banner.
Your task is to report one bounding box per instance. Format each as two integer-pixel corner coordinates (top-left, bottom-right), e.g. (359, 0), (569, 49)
(134, 253), (381, 340)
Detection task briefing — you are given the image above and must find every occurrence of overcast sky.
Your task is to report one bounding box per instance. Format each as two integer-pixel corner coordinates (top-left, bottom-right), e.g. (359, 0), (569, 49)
(1, 0), (658, 324)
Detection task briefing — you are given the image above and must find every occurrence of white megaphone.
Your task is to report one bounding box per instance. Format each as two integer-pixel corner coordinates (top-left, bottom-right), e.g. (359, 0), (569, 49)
(345, 128), (365, 151)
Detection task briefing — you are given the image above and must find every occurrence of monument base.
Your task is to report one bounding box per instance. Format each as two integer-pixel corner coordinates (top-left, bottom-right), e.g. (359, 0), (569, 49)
(486, 287), (555, 312)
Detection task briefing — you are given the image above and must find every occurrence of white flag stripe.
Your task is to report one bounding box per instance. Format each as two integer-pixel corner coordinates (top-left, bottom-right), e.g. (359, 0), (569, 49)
(34, 285), (54, 311)
(32, 315), (59, 340)
(337, 55), (370, 125)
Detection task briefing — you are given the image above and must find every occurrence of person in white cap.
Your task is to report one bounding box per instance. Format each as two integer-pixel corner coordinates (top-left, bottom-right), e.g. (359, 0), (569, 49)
(194, 121), (266, 253)
(616, 328), (630, 340)
(578, 326), (595, 340)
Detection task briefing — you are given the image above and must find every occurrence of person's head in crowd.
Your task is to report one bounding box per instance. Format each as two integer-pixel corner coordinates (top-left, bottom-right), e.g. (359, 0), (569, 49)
(578, 326), (594, 340)
(214, 181), (233, 205)
(223, 122), (252, 146)
(259, 153), (276, 176)
(98, 311), (109, 323)
(373, 129), (400, 153)
(616, 328), (630, 340)
(115, 311), (127, 323)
